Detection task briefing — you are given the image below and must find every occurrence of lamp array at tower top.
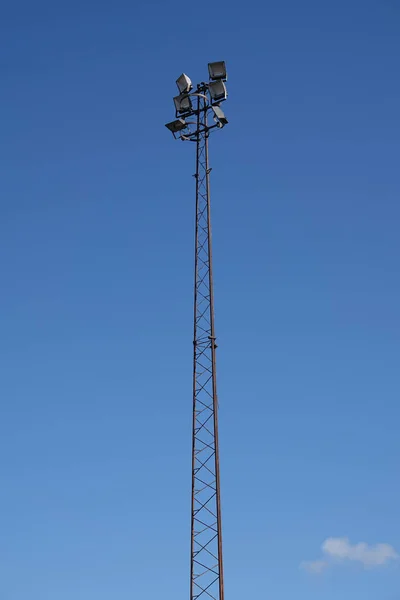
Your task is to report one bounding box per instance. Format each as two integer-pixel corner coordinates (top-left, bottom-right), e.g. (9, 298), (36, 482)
(165, 61), (229, 140)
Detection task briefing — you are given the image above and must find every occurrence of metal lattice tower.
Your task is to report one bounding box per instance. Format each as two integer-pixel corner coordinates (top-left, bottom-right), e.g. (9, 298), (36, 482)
(165, 62), (229, 600)
(191, 94), (224, 600)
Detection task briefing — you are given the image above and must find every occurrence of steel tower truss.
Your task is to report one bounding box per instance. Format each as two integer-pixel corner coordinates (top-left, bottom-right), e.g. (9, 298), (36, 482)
(191, 93), (224, 600)
(165, 64), (228, 600)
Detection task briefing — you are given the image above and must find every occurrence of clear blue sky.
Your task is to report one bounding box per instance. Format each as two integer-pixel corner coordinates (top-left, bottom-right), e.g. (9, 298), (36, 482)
(1, 1), (399, 598)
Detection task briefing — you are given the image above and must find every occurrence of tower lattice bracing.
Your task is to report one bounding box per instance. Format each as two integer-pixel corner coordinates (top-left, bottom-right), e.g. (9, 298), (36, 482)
(165, 62), (228, 600)
(190, 93), (224, 600)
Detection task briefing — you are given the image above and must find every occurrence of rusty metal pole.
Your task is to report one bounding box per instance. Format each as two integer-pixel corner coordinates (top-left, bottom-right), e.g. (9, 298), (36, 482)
(190, 91), (201, 600)
(165, 64), (228, 600)
(190, 89), (225, 600)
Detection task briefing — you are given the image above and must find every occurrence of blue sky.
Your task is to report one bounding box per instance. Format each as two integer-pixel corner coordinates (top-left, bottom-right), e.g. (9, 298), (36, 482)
(1, 0), (399, 598)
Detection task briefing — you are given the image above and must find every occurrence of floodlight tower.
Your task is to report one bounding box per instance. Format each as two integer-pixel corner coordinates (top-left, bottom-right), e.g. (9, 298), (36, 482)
(165, 62), (229, 600)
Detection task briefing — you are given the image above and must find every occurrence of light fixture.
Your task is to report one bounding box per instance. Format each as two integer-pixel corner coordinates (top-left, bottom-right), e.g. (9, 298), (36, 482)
(208, 80), (227, 102)
(212, 105), (228, 127)
(208, 61), (227, 81)
(176, 73), (193, 94)
(165, 118), (187, 134)
(174, 93), (193, 114)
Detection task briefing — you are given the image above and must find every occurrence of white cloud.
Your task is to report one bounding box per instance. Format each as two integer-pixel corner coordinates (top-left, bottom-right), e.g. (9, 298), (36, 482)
(301, 537), (399, 574)
(322, 537), (399, 567)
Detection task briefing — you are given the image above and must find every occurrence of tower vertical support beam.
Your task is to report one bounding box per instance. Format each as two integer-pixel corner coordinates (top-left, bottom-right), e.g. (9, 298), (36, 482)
(190, 92), (225, 600)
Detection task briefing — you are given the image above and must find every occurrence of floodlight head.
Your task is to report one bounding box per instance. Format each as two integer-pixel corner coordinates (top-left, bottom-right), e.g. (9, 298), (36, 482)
(176, 73), (193, 94)
(165, 118), (187, 135)
(212, 105), (228, 127)
(208, 80), (227, 102)
(208, 61), (227, 81)
(174, 93), (193, 114)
